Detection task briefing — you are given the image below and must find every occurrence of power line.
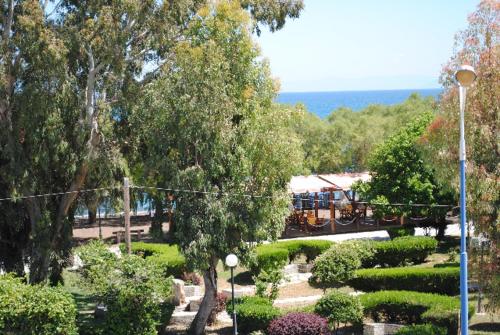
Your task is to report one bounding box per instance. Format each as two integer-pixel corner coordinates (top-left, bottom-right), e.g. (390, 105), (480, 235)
(0, 184), (456, 208)
(0, 186), (120, 202)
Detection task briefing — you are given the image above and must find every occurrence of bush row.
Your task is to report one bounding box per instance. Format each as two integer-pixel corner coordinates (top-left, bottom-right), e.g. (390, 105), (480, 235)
(226, 296), (281, 333)
(0, 274), (77, 335)
(349, 267), (459, 295)
(365, 236), (438, 267)
(395, 324), (447, 335)
(360, 290), (475, 334)
(122, 242), (187, 278)
(252, 240), (333, 275)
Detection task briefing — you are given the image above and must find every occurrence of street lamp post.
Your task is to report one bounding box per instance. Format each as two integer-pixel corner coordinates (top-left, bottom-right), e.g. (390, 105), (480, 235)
(454, 64), (477, 335)
(225, 253), (239, 335)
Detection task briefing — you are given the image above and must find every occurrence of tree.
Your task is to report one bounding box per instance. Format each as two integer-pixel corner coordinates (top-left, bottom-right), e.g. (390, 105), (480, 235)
(292, 94), (438, 174)
(0, 0), (203, 283)
(131, 2), (303, 333)
(355, 112), (453, 237)
(421, 0), (499, 312)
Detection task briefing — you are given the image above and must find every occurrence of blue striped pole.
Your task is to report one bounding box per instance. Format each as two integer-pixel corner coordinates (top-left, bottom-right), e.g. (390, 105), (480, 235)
(458, 85), (468, 335)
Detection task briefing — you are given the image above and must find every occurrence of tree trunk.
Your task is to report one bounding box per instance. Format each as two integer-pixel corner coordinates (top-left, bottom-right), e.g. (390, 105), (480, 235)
(188, 260), (218, 335)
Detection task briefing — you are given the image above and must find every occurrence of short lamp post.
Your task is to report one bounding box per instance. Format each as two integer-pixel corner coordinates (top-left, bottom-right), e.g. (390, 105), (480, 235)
(455, 64), (477, 335)
(225, 253), (238, 335)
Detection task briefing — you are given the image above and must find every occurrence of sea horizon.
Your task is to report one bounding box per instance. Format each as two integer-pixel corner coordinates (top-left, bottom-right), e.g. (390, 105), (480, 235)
(277, 88), (443, 118)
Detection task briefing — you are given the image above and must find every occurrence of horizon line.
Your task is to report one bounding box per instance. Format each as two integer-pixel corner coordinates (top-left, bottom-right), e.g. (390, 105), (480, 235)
(279, 87), (443, 94)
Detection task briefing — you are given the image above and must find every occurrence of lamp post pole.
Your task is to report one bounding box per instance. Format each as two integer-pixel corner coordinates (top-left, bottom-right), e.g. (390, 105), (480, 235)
(455, 65), (476, 335)
(225, 254), (238, 335)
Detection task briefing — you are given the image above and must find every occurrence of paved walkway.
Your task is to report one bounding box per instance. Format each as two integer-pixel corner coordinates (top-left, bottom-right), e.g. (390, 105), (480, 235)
(280, 223), (462, 243)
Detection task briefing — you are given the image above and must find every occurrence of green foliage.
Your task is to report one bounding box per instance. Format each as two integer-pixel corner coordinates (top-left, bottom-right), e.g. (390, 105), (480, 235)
(120, 242), (187, 278)
(254, 267), (285, 301)
(394, 324), (447, 335)
(77, 241), (173, 335)
(278, 240), (333, 263)
(294, 94), (437, 173)
(0, 274), (77, 335)
(360, 290), (475, 334)
(252, 245), (289, 275)
(251, 240), (333, 275)
(367, 236), (437, 267)
(314, 290), (363, 331)
(226, 296), (281, 333)
(355, 112), (454, 235)
(309, 243), (361, 288)
(349, 267), (460, 295)
(433, 262), (460, 268)
(386, 225), (415, 240)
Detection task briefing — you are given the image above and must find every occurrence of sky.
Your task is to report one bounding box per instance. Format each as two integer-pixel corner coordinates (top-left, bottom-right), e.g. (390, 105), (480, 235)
(256, 0), (480, 92)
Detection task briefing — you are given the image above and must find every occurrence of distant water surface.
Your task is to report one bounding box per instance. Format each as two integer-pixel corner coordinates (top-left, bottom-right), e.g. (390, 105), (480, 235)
(277, 88), (442, 118)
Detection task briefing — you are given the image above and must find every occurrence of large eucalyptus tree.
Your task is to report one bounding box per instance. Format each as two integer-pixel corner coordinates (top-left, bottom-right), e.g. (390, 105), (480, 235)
(131, 2), (303, 333)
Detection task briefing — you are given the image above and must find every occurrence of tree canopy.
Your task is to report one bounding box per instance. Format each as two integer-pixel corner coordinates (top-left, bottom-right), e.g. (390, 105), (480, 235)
(292, 93), (437, 174)
(131, 2), (303, 332)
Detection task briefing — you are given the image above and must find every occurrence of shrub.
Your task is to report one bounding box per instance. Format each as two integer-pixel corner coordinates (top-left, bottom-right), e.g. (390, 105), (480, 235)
(366, 236), (437, 267)
(387, 225), (415, 240)
(349, 267), (459, 295)
(251, 245), (289, 275)
(341, 240), (376, 268)
(360, 290), (475, 334)
(433, 262), (460, 268)
(278, 240), (333, 263)
(254, 266), (285, 301)
(394, 324), (447, 335)
(314, 290), (363, 331)
(251, 240), (333, 275)
(0, 274), (77, 335)
(78, 241), (174, 335)
(309, 243), (361, 288)
(119, 242), (187, 278)
(267, 312), (330, 335)
(207, 292), (227, 326)
(226, 296), (281, 333)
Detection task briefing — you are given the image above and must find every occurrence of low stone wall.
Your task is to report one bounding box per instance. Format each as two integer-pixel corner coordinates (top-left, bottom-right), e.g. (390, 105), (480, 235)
(363, 323), (404, 335)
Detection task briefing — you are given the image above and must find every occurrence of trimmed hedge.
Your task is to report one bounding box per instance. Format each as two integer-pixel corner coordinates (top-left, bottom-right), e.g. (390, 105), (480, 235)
(267, 312), (330, 335)
(395, 324), (447, 335)
(226, 296), (281, 333)
(314, 290), (363, 329)
(360, 290), (475, 334)
(349, 267), (459, 295)
(252, 240), (333, 275)
(386, 225), (415, 240)
(434, 262), (460, 268)
(122, 242), (187, 278)
(0, 274), (77, 335)
(365, 236), (437, 267)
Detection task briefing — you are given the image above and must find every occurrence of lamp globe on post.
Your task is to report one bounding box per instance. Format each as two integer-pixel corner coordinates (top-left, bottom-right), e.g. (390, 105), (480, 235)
(225, 253), (238, 335)
(454, 64), (476, 335)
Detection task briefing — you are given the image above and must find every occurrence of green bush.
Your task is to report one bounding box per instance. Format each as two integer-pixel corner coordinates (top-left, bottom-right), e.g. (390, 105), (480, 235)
(366, 236), (437, 267)
(120, 242), (187, 278)
(251, 240), (333, 275)
(433, 262), (460, 268)
(350, 267), (459, 295)
(226, 296), (281, 333)
(251, 244), (289, 275)
(278, 240), (333, 263)
(309, 243), (361, 288)
(78, 241), (174, 335)
(394, 324), (447, 335)
(386, 225), (415, 240)
(0, 274), (77, 335)
(314, 290), (363, 331)
(360, 290), (475, 334)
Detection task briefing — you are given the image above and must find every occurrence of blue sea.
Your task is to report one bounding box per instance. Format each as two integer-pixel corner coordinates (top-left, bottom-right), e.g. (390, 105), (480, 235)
(276, 88), (442, 119)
